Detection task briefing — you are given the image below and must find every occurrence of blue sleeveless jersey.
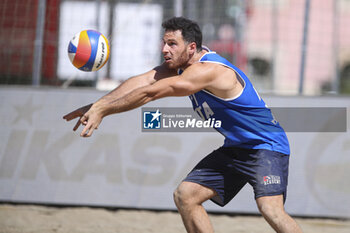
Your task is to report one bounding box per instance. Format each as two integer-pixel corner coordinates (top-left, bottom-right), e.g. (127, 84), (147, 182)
(188, 52), (290, 155)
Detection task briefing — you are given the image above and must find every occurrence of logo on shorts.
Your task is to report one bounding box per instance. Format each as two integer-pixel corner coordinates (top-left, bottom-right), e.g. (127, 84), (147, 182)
(263, 175), (281, 185)
(143, 109), (162, 129)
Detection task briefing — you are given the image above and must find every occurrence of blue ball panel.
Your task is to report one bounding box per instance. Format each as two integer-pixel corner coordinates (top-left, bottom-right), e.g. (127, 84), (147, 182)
(68, 41), (77, 53)
(79, 30), (101, 71)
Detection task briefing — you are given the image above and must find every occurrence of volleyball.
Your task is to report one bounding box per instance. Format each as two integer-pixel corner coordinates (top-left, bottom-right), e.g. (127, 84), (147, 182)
(67, 29), (110, 72)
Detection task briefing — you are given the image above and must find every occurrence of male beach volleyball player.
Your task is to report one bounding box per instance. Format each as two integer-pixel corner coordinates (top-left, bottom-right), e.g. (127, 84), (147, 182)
(63, 17), (303, 233)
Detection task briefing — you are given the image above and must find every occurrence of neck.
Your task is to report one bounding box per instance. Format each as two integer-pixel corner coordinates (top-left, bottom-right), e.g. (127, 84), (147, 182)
(182, 49), (207, 70)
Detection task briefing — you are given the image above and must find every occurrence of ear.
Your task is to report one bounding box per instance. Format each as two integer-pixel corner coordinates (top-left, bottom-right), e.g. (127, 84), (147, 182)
(188, 42), (197, 55)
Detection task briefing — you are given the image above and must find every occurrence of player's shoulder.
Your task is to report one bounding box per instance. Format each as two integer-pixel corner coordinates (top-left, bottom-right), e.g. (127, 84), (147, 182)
(190, 60), (221, 71)
(181, 62), (219, 79)
(181, 61), (234, 86)
(193, 59), (236, 76)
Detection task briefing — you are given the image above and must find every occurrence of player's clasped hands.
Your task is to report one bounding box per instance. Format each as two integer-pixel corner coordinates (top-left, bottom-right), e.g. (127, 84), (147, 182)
(63, 103), (102, 137)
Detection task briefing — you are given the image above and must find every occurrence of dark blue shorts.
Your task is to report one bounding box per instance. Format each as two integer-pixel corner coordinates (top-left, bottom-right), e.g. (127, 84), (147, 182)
(183, 146), (289, 207)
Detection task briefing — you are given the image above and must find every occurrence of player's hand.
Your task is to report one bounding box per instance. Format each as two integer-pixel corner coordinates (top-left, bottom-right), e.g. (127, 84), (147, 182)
(63, 103), (103, 137)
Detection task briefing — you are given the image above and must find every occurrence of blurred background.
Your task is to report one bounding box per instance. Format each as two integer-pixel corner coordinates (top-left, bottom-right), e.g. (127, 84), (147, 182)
(1, 0), (350, 95)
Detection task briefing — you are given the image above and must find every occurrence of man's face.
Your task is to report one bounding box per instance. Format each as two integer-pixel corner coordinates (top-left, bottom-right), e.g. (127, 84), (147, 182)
(162, 30), (191, 69)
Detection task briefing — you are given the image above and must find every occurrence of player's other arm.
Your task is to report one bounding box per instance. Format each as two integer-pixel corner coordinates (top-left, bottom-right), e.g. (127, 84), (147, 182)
(63, 63), (176, 131)
(96, 63), (177, 105)
(69, 63), (176, 111)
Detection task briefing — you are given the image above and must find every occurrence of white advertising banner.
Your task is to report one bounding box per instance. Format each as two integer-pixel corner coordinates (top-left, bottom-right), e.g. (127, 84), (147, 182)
(57, 2), (162, 81)
(57, 1), (109, 80)
(111, 3), (163, 79)
(0, 87), (349, 218)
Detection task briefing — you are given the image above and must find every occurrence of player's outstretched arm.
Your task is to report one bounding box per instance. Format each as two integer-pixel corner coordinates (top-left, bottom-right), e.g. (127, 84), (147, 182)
(64, 63), (215, 137)
(63, 63), (177, 137)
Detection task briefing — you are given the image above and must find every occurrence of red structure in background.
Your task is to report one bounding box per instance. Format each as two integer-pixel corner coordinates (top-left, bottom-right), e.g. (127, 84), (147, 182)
(0, 0), (59, 85)
(42, 0), (59, 84)
(0, 0), (37, 83)
(208, 25), (247, 70)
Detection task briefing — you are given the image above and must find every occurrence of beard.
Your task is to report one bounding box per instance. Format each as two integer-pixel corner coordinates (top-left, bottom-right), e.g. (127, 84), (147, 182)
(165, 49), (190, 70)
